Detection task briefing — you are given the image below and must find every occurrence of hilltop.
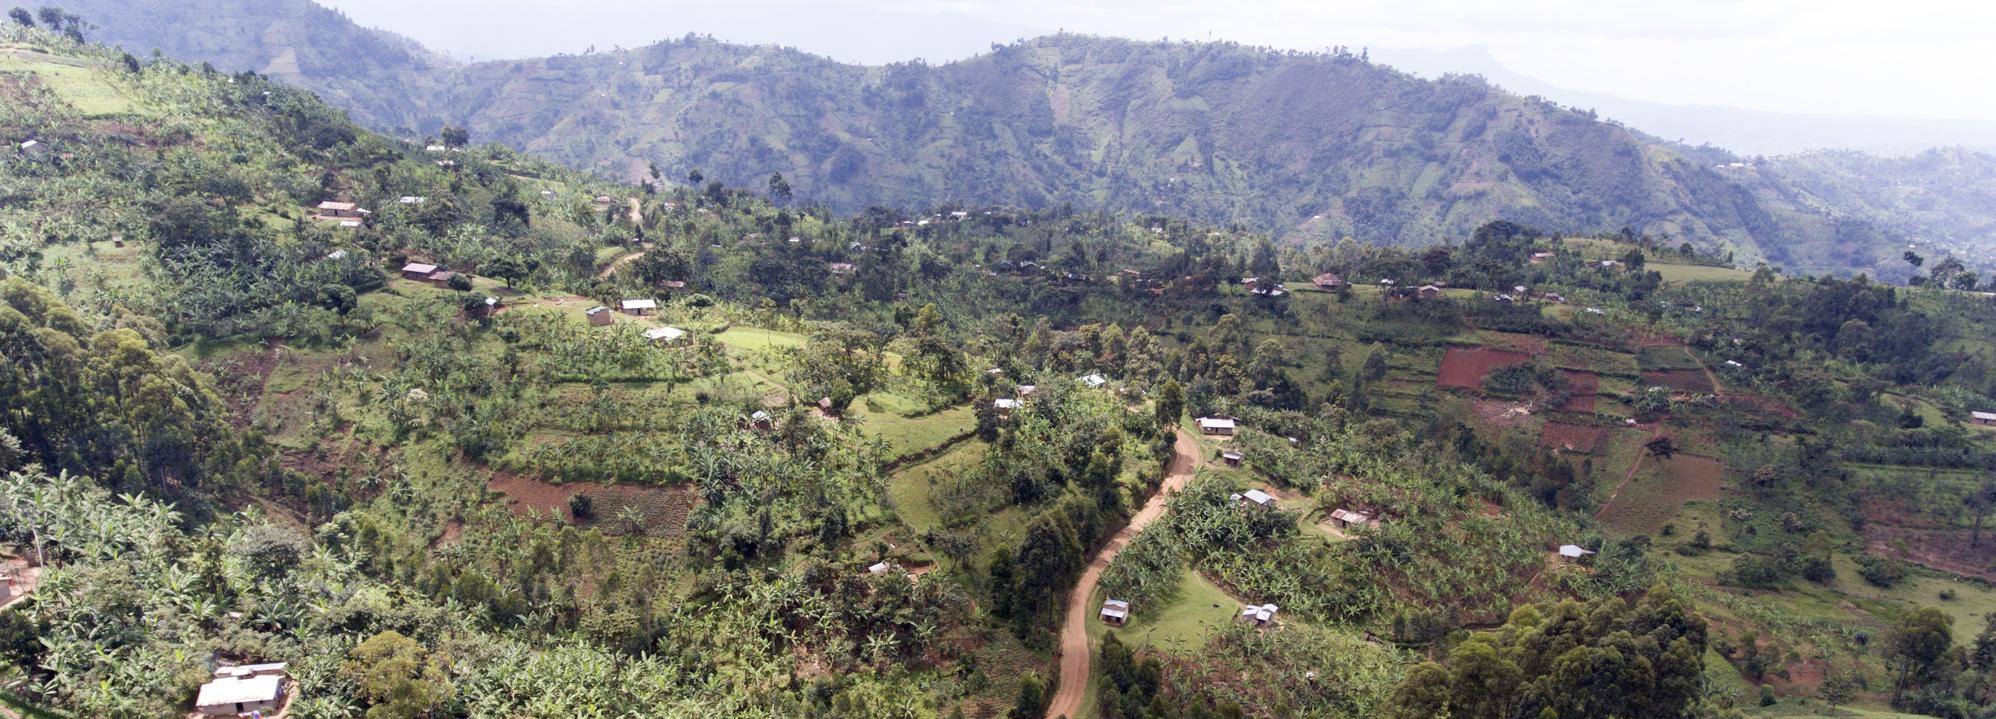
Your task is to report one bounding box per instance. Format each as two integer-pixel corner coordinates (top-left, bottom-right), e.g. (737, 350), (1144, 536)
(55, 0), (1996, 281)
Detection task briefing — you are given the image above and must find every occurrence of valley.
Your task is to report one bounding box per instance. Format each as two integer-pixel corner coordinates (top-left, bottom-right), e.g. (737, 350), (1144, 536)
(1, 11), (1995, 719)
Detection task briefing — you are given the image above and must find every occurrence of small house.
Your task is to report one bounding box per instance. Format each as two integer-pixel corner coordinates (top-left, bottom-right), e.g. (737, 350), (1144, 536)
(1238, 603), (1279, 628)
(619, 298), (658, 316)
(827, 262), (857, 275)
(749, 410), (774, 430)
(592, 195), (614, 206)
(1233, 489), (1276, 509)
(1530, 251), (1557, 264)
(1241, 276), (1259, 287)
(867, 561), (894, 575)
(1378, 278), (1397, 286)
(1494, 293), (1515, 303)
(643, 326), (686, 344)
(315, 201), (363, 219)
(1312, 272), (1344, 289)
(1220, 451), (1244, 467)
(18, 139), (48, 157)
(195, 664), (290, 717)
(1599, 260), (1623, 270)
(1329, 508), (1374, 531)
(1541, 292), (1567, 304)
(993, 398), (1021, 415)
(1557, 544), (1595, 562)
(426, 270), (460, 288)
(400, 262), (439, 280)
(585, 305), (614, 326)
(424, 144), (447, 153)
(326, 249), (349, 261)
(1099, 598), (1131, 626)
(472, 296), (501, 317)
(1973, 411), (1996, 427)
(1723, 360), (1744, 369)
(1017, 384), (1038, 397)
(1417, 285), (1442, 299)
(1079, 373), (1108, 388)
(1196, 417), (1236, 436)
(1585, 307), (1605, 315)
(398, 195), (427, 204)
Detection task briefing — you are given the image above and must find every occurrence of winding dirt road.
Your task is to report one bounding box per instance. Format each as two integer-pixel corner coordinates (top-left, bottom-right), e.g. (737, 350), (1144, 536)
(1043, 428), (1201, 719)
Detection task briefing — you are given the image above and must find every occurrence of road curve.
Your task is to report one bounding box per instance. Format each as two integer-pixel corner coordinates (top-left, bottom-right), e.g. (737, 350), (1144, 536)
(1044, 428), (1201, 719)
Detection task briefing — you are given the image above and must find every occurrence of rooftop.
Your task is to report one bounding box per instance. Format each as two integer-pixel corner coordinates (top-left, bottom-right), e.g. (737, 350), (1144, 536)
(195, 674), (282, 708)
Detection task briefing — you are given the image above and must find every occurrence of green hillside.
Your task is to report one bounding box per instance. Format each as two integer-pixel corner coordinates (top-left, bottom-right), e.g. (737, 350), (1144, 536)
(9, 19), (1996, 719)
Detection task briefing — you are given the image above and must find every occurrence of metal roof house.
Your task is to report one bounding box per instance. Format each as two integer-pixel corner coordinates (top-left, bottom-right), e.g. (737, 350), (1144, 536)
(1196, 417), (1236, 435)
(194, 663), (290, 717)
(1099, 598), (1131, 626)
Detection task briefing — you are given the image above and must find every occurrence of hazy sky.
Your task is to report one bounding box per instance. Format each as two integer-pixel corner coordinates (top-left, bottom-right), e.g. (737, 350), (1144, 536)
(319, 0), (1996, 122)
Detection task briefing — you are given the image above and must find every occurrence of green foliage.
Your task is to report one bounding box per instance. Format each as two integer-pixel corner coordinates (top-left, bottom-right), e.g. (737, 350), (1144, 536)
(1385, 586), (1707, 719)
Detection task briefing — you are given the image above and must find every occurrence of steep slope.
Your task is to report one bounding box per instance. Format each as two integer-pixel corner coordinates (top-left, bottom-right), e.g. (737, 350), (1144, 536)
(434, 37), (1778, 253)
(50, 0), (1992, 277)
(57, 0), (454, 132)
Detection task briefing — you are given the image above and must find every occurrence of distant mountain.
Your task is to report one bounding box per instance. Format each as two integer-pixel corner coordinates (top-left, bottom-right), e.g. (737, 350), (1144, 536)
(1370, 46), (1996, 158)
(62, 0), (1996, 278)
(60, 0), (455, 131)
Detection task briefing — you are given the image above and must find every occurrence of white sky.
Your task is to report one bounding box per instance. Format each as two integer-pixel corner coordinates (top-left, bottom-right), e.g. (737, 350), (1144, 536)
(320, 0), (1996, 122)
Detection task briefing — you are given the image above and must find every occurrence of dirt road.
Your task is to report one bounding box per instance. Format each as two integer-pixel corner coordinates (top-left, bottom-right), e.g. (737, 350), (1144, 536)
(1043, 428), (1201, 719)
(596, 250), (645, 280)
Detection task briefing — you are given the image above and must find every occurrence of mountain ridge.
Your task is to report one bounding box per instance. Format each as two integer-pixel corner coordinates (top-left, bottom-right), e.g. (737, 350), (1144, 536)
(56, 0), (1996, 280)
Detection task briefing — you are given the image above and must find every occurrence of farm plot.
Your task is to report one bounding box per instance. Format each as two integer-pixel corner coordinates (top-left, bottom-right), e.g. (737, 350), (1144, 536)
(1596, 454), (1724, 535)
(1641, 369), (1716, 394)
(1636, 345), (1704, 371)
(1437, 347), (1532, 390)
(1544, 340), (1640, 377)
(1539, 422), (1606, 454)
(487, 471), (697, 537)
(1558, 371), (1599, 412)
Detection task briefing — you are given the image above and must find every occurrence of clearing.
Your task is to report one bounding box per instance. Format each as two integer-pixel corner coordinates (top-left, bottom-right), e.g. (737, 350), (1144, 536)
(1437, 347), (1532, 390)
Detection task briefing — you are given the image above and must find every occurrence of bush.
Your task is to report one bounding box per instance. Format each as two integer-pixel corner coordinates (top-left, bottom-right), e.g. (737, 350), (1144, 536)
(568, 493), (593, 519)
(1856, 554), (1907, 588)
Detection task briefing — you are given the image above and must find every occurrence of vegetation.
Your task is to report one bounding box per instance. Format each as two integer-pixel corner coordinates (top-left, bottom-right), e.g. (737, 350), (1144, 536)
(6, 15), (1996, 719)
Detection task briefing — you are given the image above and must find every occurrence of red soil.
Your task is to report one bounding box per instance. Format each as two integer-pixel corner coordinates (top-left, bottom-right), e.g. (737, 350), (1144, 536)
(1438, 347), (1531, 389)
(1864, 525), (1996, 582)
(486, 472), (697, 537)
(1641, 369), (1716, 394)
(1539, 422), (1606, 453)
(1559, 370), (1599, 412)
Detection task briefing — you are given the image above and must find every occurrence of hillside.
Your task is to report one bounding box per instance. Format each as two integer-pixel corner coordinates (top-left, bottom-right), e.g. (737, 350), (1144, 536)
(12, 18), (1996, 719)
(57, 0), (1996, 280)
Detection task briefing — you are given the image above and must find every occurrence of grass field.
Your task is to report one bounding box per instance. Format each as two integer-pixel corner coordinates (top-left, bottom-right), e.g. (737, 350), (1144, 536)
(852, 394), (976, 461)
(0, 48), (137, 116)
(1098, 567), (1244, 654)
(713, 326), (808, 352)
(886, 440), (986, 535)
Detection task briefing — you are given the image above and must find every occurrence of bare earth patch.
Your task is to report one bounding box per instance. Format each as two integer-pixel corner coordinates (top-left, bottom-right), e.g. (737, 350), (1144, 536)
(1559, 370), (1599, 412)
(1539, 422), (1606, 454)
(1438, 347), (1532, 390)
(1865, 525), (1996, 582)
(487, 471), (698, 537)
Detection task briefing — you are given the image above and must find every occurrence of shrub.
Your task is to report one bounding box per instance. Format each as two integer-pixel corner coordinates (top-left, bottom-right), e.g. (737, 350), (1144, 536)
(1856, 554), (1907, 588)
